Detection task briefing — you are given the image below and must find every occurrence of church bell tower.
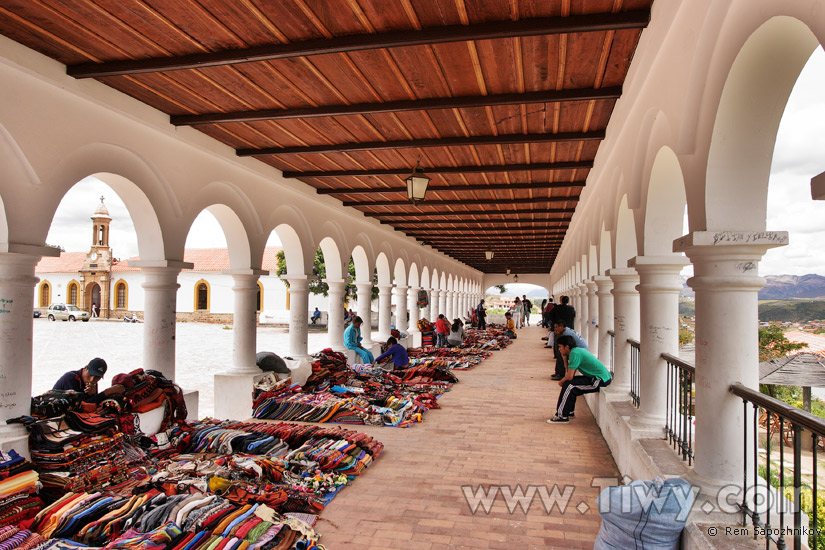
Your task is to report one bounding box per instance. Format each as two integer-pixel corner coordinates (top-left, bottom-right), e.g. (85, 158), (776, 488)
(79, 196), (113, 318)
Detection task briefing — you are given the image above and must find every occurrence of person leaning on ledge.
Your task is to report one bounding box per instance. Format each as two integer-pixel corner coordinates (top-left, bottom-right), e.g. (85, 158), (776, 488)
(53, 357), (125, 404)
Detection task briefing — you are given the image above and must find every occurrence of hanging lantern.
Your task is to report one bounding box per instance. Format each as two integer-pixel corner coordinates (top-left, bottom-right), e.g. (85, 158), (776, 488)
(405, 160), (430, 205)
(485, 251), (494, 260)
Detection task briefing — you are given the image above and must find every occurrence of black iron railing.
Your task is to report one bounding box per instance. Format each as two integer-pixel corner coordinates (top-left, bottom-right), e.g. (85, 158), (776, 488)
(662, 353), (695, 465)
(628, 338), (640, 408)
(606, 329), (615, 374)
(730, 383), (824, 550)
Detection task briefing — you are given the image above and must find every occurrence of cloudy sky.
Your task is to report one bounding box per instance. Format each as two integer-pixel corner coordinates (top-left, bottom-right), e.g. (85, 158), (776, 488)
(48, 49), (825, 277)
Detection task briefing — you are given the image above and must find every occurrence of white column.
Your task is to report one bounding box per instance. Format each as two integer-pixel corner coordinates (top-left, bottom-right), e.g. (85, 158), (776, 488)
(376, 284), (393, 341)
(420, 289), (430, 322)
(430, 289), (441, 319)
(229, 273), (263, 374)
(214, 271), (263, 422)
(139, 264), (187, 380)
(577, 284), (589, 339)
(627, 255), (689, 434)
(394, 285), (408, 333)
(355, 282), (374, 347)
(284, 276), (310, 359)
(325, 280), (347, 351)
(438, 289), (447, 320)
(407, 287), (420, 334)
(0, 253), (41, 424)
(594, 276), (614, 366)
(675, 231), (786, 487)
(452, 291), (459, 320)
(608, 268), (640, 395)
(585, 280), (598, 356)
(445, 290), (454, 320)
(570, 287), (580, 333)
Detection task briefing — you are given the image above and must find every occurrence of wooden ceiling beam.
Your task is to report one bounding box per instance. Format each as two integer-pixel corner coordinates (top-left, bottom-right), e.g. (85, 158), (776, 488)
(318, 180), (586, 195)
(237, 131), (604, 156)
(369, 208), (573, 218)
(300, 161), (591, 180)
(403, 229), (566, 236)
(67, 12), (650, 78)
(389, 220), (568, 227)
(173, 88), (620, 125)
(349, 196), (578, 207)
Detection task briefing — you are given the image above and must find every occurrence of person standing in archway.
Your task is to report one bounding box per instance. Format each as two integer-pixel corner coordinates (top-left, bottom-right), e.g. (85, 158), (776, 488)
(91, 303), (98, 318)
(476, 300), (487, 330)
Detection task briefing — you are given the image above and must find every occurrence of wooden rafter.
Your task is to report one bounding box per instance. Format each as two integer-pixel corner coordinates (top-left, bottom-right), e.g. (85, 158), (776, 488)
(294, 161), (592, 179)
(67, 12), (650, 78)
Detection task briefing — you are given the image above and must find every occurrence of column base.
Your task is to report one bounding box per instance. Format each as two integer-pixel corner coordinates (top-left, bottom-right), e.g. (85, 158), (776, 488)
(410, 332), (423, 348)
(331, 345), (348, 353)
(0, 424), (29, 460)
(627, 413), (667, 439)
(183, 389), (199, 421)
(214, 372), (262, 421)
(603, 384), (632, 399)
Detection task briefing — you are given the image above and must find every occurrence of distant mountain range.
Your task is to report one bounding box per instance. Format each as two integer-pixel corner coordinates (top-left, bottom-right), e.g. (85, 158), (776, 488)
(680, 274), (825, 300)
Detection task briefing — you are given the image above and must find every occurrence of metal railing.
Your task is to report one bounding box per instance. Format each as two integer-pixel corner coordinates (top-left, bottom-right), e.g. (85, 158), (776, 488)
(730, 383), (824, 550)
(662, 353), (695, 465)
(606, 330), (615, 374)
(628, 338), (640, 408)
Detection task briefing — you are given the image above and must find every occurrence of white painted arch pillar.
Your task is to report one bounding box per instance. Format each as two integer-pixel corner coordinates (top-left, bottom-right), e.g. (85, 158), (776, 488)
(430, 289), (441, 320)
(376, 284), (393, 342)
(446, 290), (455, 320)
(594, 276), (614, 366)
(576, 283), (589, 339)
(675, 231), (787, 487)
(585, 280), (599, 357)
(393, 285), (408, 333)
(355, 282), (374, 347)
(438, 288), (447, 320)
(228, 271), (265, 374)
(607, 268), (640, 395)
(135, 261), (192, 380)
(420, 288), (430, 322)
(407, 286), (420, 334)
(627, 254), (689, 435)
(0, 251), (50, 425)
(284, 276), (310, 359)
(325, 280), (347, 351)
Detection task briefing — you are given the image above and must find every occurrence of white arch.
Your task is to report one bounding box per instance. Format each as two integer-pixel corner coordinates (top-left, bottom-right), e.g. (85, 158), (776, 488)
(408, 262), (420, 288)
(642, 147), (687, 255)
(615, 194), (638, 268)
(375, 252), (392, 285)
(704, 17), (820, 231)
(393, 257), (407, 286)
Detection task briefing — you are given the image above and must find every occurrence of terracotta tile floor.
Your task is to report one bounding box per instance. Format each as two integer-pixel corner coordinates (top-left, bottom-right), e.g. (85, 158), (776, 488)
(317, 326), (620, 549)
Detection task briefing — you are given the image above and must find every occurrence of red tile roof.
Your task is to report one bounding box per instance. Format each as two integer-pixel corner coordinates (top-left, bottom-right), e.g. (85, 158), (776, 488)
(35, 252), (87, 273)
(37, 247), (283, 274)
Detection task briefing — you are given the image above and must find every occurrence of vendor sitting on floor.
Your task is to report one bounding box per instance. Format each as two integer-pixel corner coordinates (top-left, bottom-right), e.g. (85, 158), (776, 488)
(548, 335), (611, 423)
(504, 312), (517, 338)
(53, 357), (125, 404)
(344, 316), (375, 363)
(373, 337), (409, 370)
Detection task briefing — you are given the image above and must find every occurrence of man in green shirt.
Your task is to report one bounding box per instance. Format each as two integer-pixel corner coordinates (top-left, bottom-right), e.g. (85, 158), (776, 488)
(548, 334), (612, 423)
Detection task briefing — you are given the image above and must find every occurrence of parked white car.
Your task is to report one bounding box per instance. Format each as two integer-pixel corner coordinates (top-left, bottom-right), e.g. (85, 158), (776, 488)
(47, 304), (90, 322)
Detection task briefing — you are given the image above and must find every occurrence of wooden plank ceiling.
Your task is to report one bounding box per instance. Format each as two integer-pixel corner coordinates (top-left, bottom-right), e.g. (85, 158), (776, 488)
(0, 0), (652, 274)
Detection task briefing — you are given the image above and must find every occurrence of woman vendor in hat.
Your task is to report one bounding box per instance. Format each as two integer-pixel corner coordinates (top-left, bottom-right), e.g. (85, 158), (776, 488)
(53, 357), (125, 404)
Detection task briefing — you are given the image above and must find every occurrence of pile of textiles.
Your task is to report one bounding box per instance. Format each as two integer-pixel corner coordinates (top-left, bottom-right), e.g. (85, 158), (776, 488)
(29, 430), (151, 501)
(0, 450), (42, 528)
(252, 355), (455, 427)
(140, 420), (382, 515)
(30, 491), (320, 549)
(0, 526), (46, 550)
(417, 319), (435, 347)
(406, 347), (492, 371)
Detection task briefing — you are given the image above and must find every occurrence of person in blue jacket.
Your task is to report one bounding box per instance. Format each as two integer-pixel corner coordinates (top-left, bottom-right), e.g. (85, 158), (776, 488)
(344, 316), (374, 363)
(374, 337), (409, 370)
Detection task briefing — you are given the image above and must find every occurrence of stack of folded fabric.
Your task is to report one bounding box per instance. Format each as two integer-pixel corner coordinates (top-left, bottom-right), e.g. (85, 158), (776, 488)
(31, 431), (150, 500)
(0, 526), (46, 549)
(0, 450), (42, 528)
(31, 491), (320, 549)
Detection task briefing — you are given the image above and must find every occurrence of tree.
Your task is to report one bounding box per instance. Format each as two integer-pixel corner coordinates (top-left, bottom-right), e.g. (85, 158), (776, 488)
(758, 323), (807, 363)
(493, 284), (507, 294)
(275, 248), (378, 301)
